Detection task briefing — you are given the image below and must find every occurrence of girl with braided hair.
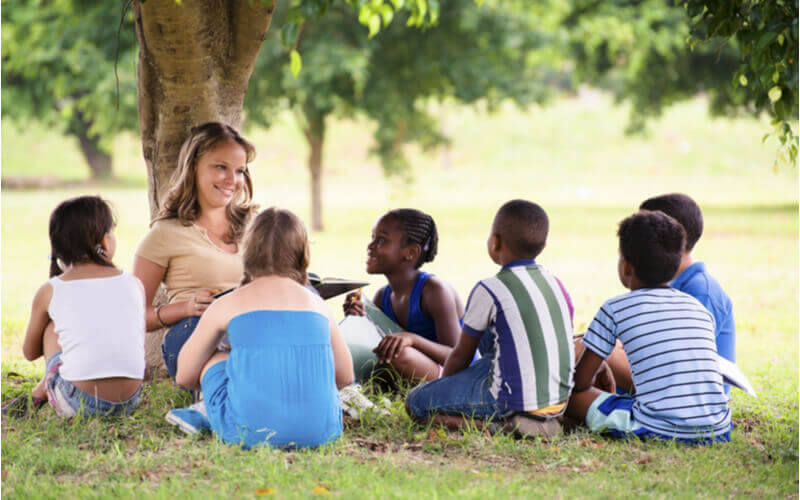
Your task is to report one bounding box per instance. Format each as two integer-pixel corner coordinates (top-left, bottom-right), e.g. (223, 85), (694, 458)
(344, 209), (464, 383)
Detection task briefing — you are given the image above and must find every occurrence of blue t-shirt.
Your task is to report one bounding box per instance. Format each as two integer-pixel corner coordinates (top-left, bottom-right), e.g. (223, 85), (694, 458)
(204, 310), (342, 449)
(670, 262), (735, 363)
(582, 288), (731, 441)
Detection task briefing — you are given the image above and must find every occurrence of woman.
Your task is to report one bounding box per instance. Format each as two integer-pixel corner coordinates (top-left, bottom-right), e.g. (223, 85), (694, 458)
(133, 122), (257, 380)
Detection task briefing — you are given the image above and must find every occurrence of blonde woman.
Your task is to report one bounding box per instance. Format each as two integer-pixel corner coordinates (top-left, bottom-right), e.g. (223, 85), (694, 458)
(133, 122), (257, 380)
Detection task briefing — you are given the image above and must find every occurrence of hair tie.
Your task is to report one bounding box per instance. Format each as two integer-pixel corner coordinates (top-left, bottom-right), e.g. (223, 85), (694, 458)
(96, 245), (107, 257)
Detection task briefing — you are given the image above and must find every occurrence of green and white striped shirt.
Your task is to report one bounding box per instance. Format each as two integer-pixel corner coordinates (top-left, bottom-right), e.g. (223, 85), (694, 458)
(462, 260), (574, 411)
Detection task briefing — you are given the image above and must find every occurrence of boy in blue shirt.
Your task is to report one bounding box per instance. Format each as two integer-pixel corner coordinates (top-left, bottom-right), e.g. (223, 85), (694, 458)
(566, 210), (731, 443)
(405, 200), (575, 436)
(639, 193), (735, 365)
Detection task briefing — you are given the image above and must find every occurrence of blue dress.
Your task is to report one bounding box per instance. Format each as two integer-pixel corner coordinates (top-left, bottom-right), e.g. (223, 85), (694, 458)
(201, 310), (342, 449)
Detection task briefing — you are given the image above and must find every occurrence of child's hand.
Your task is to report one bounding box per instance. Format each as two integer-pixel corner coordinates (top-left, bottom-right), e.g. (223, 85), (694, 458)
(185, 289), (215, 317)
(373, 332), (414, 364)
(342, 290), (364, 316)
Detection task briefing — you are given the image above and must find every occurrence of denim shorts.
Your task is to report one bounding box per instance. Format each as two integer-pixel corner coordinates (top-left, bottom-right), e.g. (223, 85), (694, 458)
(405, 355), (513, 420)
(45, 352), (142, 417)
(161, 316), (201, 379)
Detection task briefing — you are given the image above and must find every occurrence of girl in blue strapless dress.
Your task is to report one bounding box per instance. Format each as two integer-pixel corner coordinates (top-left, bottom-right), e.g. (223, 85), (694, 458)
(344, 209), (465, 383)
(173, 207), (354, 449)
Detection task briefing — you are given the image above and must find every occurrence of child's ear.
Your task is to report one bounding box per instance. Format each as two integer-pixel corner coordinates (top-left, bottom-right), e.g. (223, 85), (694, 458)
(490, 233), (502, 252)
(404, 244), (421, 264)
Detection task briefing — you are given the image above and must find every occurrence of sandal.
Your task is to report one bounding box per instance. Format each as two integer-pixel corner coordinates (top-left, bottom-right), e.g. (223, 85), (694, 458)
(1, 394), (46, 418)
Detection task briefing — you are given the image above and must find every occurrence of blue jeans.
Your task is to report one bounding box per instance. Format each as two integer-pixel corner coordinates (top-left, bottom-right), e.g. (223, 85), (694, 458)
(45, 352), (141, 417)
(405, 355), (512, 420)
(161, 317), (201, 380)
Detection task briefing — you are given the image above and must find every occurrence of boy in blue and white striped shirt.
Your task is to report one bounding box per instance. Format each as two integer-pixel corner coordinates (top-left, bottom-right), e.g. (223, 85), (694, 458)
(566, 210), (731, 444)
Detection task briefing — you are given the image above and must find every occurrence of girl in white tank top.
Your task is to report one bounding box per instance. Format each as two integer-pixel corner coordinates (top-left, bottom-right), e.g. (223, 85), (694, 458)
(2, 196), (145, 418)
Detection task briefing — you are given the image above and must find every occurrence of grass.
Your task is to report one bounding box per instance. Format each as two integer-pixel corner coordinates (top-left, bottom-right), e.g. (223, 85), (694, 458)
(1, 93), (797, 498)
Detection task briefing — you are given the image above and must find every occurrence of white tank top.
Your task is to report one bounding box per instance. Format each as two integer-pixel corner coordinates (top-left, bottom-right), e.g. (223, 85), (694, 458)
(48, 271), (145, 381)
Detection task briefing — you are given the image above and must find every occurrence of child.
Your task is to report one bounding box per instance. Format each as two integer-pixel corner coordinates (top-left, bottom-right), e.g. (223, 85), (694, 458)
(343, 208), (464, 383)
(640, 193), (735, 364)
(405, 200), (575, 434)
(2, 196), (145, 418)
(170, 207), (354, 449)
(566, 210), (731, 444)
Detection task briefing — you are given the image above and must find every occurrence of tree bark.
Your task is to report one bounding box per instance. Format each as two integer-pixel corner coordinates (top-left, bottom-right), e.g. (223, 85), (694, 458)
(76, 125), (113, 180)
(304, 110), (326, 232)
(133, 0), (274, 219)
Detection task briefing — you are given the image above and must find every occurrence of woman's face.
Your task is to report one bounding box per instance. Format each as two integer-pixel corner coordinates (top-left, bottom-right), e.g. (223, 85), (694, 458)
(194, 139), (248, 211)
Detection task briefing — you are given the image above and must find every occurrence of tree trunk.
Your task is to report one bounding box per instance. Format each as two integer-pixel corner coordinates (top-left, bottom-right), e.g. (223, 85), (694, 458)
(304, 110), (326, 232)
(133, 0), (274, 219)
(76, 126), (113, 180)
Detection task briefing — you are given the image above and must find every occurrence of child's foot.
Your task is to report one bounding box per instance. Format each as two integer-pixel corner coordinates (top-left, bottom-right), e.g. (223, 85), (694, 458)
(1, 394), (46, 418)
(340, 384), (389, 419)
(166, 401), (211, 435)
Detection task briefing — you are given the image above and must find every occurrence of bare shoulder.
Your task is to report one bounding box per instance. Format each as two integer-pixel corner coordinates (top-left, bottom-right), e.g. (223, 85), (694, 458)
(422, 275), (458, 300)
(33, 281), (54, 305)
(421, 275), (464, 315)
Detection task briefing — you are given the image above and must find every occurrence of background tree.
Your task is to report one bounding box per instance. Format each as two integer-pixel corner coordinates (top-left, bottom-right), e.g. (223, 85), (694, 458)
(245, 0), (559, 230)
(564, 0), (798, 165)
(133, 0), (436, 218)
(1, 0), (139, 179)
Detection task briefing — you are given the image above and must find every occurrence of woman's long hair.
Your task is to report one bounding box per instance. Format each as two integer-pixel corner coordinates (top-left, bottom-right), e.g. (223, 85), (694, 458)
(156, 122), (257, 244)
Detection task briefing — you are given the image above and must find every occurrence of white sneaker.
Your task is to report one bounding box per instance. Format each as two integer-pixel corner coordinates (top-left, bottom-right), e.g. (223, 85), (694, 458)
(339, 384), (388, 418)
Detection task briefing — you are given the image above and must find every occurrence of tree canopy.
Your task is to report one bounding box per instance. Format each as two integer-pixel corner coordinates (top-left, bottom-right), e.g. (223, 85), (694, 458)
(244, 1), (559, 229)
(564, 0), (798, 165)
(1, 0), (138, 178)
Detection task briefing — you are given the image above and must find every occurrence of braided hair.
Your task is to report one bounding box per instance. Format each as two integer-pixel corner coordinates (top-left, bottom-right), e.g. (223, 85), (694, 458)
(383, 208), (438, 269)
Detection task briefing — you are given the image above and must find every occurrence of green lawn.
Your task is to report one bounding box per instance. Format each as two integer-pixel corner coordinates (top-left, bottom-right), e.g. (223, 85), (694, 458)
(2, 94), (797, 498)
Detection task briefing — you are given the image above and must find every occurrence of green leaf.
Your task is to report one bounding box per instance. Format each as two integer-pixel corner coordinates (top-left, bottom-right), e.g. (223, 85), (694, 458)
(379, 4), (394, 26)
(773, 71), (780, 84)
(778, 33), (785, 46)
(768, 85), (782, 103)
(739, 74), (748, 86)
(290, 49), (302, 78)
(368, 14), (381, 37)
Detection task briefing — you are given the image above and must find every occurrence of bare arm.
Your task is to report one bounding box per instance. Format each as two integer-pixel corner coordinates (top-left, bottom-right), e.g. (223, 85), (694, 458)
(132, 255), (213, 331)
(22, 283), (53, 361)
(329, 317), (355, 389)
(442, 333), (480, 377)
(175, 302), (227, 390)
(573, 348), (606, 393)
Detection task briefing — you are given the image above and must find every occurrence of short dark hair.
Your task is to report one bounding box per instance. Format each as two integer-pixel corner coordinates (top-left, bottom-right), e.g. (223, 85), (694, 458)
(618, 210), (686, 286)
(383, 208), (438, 269)
(242, 207), (309, 285)
(49, 196), (116, 277)
(493, 199), (549, 259)
(639, 193), (703, 251)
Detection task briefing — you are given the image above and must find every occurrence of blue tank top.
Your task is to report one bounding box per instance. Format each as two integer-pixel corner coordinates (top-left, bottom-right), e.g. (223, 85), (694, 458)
(218, 310), (342, 449)
(380, 271), (438, 343)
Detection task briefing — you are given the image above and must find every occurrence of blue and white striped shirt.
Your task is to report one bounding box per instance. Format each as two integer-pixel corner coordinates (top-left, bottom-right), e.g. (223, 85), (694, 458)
(582, 287), (731, 440)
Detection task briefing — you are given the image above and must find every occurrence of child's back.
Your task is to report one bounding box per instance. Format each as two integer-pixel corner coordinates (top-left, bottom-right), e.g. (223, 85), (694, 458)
(583, 287), (730, 439)
(173, 208), (354, 449)
(463, 261), (574, 411)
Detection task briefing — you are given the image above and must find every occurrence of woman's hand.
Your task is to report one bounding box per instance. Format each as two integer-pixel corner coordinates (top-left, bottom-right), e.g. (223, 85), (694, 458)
(184, 289), (215, 317)
(373, 332), (415, 364)
(342, 291), (365, 316)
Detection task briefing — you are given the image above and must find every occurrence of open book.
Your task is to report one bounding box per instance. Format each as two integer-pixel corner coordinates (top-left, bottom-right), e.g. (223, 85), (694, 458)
(718, 356), (756, 396)
(308, 273), (369, 300)
(339, 297), (404, 381)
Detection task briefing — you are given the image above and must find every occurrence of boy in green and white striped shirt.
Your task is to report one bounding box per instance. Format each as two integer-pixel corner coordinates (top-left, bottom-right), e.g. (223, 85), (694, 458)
(406, 200), (575, 432)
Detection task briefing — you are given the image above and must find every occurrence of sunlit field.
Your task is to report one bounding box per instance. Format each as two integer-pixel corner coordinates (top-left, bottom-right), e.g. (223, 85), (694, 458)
(2, 94), (797, 498)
